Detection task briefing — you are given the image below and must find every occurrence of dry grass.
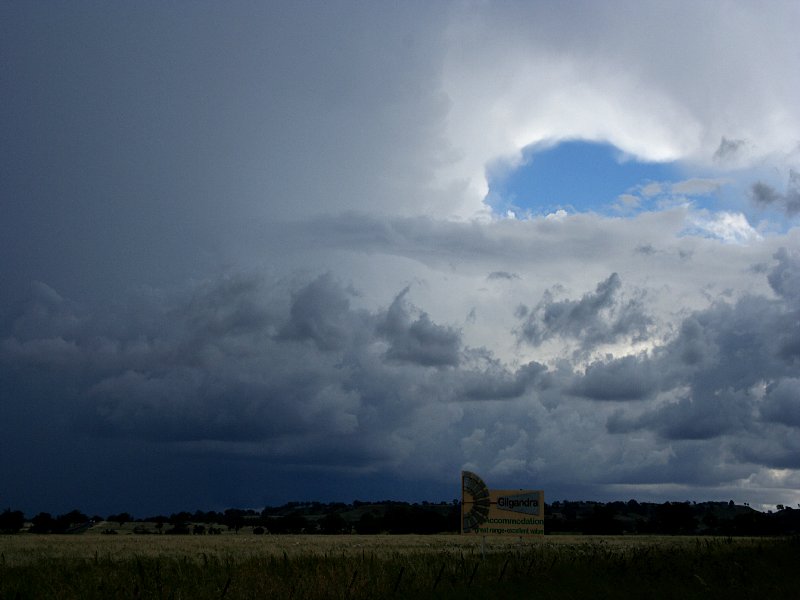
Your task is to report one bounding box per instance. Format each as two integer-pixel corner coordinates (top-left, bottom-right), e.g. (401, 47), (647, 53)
(0, 532), (728, 565)
(1, 533), (797, 599)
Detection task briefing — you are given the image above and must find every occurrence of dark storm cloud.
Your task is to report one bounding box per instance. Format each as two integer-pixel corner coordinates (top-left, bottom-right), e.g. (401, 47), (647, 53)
(731, 429), (800, 470)
(603, 249), (800, 453)
(4, 247), (800, 511)
(570, 355), (658, 401)
(750, 170), (800, 216)
(4, 281), (82, 342)
(0, 274), (470, 460)
(460, 360), (546, 400)
(609, 440), (751, 487)
(760, 379), (800, 428)
(766, 248), (800, 360)
(1, 276), (367, 445)
(751, 182), (782, 206)
(638, 391), (752, 441)
(86, 369), (277, 442)
(3, 271), (584, 514)
(377, 288), (462, 367)
(768, 247), (800, 304)
(180, 276), (271, 338)
(516, 273), (652, 349)
(279, 273), (370, 351)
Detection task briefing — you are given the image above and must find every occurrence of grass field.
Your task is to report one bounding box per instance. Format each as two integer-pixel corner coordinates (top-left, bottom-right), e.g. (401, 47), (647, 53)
(2, 533), (799, 599)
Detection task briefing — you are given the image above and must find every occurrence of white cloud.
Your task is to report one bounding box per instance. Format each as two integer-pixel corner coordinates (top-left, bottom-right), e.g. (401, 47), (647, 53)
(670, 178), (727, 196)
(687, 211), (762, 244)
(436, 1), (800, 217)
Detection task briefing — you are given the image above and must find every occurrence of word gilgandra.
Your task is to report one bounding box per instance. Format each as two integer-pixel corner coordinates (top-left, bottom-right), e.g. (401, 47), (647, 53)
(497, 496), (539, 510)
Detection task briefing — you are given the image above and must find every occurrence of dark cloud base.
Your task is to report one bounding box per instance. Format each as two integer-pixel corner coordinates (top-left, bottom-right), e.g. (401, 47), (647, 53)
(2, 250), (800, 514)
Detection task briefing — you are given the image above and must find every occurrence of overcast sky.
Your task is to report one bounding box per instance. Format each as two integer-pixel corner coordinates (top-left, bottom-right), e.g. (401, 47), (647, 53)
(2, 1), (800, 516)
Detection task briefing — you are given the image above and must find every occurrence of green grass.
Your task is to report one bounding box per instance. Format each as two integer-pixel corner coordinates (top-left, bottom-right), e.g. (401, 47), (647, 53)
(1, 535), (798, 599)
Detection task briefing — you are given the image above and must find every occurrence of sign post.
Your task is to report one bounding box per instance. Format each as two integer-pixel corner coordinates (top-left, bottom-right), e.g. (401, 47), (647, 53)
(461, 471), (544, 537)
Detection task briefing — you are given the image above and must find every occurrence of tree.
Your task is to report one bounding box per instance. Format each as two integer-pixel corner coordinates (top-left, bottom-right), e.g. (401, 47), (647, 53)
(223, 509), (246, 533)
(170, 511), (192, 525)
(0, 509), (25, 533)
(30, 512), (54, 533)
(272, 513), (308, 534)
(654, 502), (696, 535)
(319, 512), (348, 535)
(355, 512), (381, 534)
(54, 509), (89, 533)
(108, 512), (132, 527)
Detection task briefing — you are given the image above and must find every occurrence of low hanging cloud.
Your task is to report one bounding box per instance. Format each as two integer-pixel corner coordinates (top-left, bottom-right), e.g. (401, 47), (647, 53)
(2, 247), (800, 510)
(0, 274), (467, 455)
(609, 390), (753, 442)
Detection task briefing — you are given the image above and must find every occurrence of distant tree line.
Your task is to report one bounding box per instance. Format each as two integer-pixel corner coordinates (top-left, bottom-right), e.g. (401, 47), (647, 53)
(546, 500), (800, 536)
(3, 499), (799, 536)
(144, 501), (462, 535)
(0, 509), (96, 534)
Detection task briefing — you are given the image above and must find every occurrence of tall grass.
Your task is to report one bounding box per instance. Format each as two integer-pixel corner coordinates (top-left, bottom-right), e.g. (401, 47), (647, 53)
(1, 535), (798, 599)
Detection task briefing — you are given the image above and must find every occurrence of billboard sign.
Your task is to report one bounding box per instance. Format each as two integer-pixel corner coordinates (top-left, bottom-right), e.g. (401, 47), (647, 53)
(461, 471), (544, 536)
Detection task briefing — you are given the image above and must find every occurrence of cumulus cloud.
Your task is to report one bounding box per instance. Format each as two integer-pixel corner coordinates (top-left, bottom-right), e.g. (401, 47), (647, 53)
(0, 276), (467, 467)
(600, 249), (800, 482)
(751, 182), (783, 207)
(2, 245), (800, 509)
(279, 274), (367, 351)
(760, 379), (800, 428)
(637, 391), (753, 441)
(768, 247), (800, 304)
(686, 211), (762, 244)
(570, 355), (659, 401)
(751, 171), (800, 216)
(439, 2), (800, 207)
(516, 273), (652, 350)
(670, 178), (726, 196)
(459, 359), (545, 401)
(378, 287), (462, 367)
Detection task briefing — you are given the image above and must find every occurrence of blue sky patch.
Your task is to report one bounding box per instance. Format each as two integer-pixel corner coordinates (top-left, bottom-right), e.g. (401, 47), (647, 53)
(487, 140), (688, 216)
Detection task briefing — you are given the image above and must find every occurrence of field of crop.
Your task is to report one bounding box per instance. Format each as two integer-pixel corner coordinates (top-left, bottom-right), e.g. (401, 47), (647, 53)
(2, 533), (799, 599)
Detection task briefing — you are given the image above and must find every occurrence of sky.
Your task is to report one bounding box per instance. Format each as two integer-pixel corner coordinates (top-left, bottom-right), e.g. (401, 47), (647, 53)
(2, 1), (800, 517)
